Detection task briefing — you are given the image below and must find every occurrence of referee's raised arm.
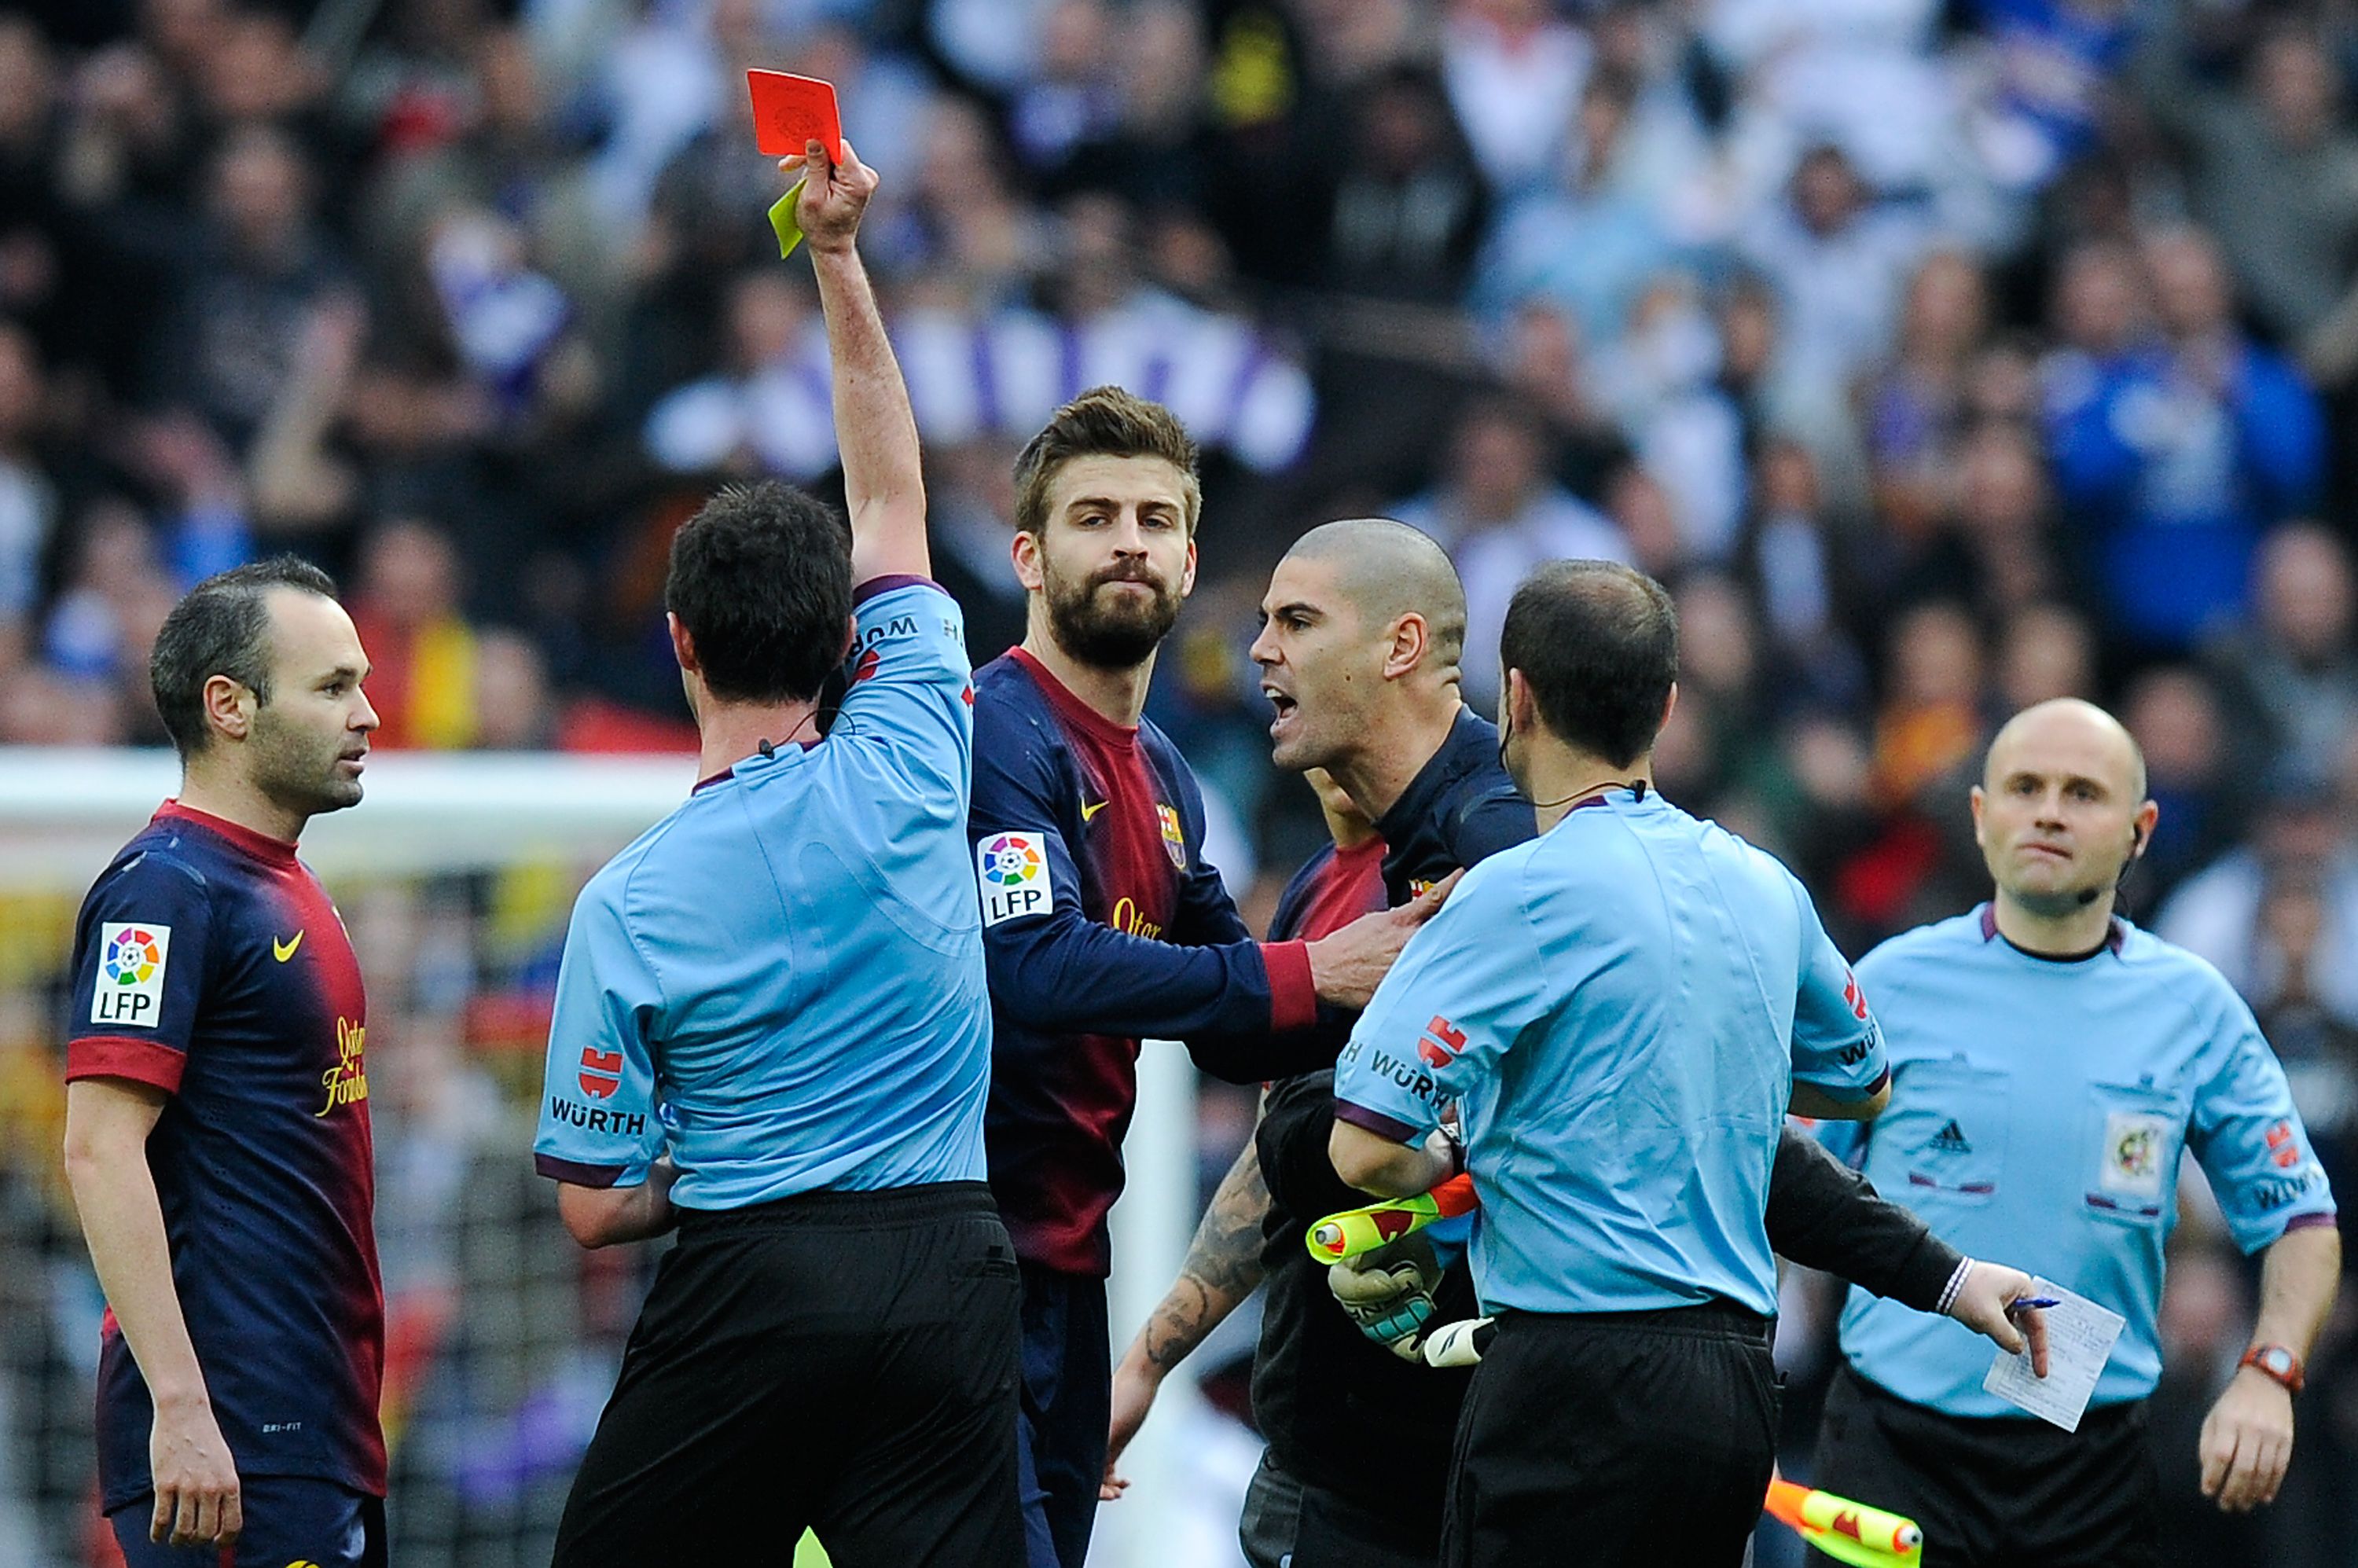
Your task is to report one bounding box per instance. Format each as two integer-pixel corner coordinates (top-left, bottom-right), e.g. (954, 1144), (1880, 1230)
(780, 136), (928, 583)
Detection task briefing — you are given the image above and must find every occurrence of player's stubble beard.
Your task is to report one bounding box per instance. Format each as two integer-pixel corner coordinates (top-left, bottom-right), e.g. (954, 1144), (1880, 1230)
(1042, 556), (1185, 670)
(248, 702), (365, 824)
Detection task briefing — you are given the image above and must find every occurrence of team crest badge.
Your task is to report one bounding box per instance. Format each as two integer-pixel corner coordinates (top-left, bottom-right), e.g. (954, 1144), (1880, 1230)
(2099, 1111), (2172, 1199)
(1156, 804), (1188, 869)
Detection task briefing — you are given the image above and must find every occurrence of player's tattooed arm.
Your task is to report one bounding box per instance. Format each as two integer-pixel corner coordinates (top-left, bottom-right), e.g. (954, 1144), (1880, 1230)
(1104, 1133), (1271, 1499)
(1148, 1136), (1273, 1370)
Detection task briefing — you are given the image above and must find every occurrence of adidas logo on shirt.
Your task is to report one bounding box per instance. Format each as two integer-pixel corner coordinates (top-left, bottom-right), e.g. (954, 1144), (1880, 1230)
(1929, 1119), (1973, 1155)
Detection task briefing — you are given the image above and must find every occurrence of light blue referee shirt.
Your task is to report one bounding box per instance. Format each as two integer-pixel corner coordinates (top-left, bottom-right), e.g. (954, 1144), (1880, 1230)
(532, 577), (992, 1209)
(1332, 788), (1889, 1317)
(1821, 906), (2338, 1417)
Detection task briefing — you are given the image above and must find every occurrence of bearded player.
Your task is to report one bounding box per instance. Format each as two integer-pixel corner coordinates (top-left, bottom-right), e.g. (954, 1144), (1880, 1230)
(970, 390), (1444, 1568)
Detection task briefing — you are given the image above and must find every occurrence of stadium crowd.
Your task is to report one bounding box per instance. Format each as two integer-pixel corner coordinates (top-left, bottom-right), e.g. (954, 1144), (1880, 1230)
(3, 0), (2358, 1562)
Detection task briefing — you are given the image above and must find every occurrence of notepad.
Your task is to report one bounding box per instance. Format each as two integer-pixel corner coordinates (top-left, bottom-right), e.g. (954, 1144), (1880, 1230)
(1982, 1277), (2125, 1432)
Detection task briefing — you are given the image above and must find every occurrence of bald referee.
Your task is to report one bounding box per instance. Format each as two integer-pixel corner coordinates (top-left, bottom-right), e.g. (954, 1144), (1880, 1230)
(531, 143), (1022, 1565)
(1330, 560), (1892, 1568)
(1810, 700), (2341, 1567)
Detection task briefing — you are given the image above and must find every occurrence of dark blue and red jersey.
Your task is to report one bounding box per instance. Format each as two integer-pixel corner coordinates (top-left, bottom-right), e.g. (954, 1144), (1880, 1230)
(970, 648), (1326, 1276)
(1373, 706), (1537, 903)
(64, 802), (384, 1509)
(1253, 828), (1479, 1529)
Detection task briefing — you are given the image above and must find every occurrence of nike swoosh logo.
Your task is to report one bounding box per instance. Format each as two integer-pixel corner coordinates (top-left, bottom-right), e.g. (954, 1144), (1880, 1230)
(273, 931), (304, 962)
(1080, 799), (1110, 823)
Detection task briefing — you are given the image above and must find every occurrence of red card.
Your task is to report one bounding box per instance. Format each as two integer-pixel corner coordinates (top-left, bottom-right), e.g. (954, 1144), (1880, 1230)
(747, 70), (843, 162)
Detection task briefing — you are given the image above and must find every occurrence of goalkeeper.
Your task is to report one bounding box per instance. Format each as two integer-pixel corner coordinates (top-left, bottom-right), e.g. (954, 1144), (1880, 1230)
(1106, 526), (2046, 1567)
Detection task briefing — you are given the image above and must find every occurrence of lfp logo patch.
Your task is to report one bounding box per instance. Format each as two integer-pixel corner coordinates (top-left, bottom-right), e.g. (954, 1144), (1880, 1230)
(978, 832), (1054, 927)
(93, 923), (172, 1027)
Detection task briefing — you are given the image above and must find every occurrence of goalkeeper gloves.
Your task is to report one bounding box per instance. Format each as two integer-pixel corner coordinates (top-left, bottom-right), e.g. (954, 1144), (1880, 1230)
(1420, 1316), (1497, 1369)
(1327, 1233), (1443, 1362)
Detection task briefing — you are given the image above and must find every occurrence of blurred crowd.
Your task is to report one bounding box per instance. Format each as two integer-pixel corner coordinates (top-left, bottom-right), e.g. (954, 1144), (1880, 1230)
(6, 0), (2358, 1561)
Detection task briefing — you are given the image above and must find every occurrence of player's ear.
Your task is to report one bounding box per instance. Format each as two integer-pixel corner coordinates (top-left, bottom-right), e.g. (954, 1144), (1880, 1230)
(1383, 612), (1427, 681)
(1180, 535), (1198, 598)
(667, 612), (700, 676)
(1011, 527), (1045, 593)
(202, 673), (254, 743)
(1659, 681), (1677, 733)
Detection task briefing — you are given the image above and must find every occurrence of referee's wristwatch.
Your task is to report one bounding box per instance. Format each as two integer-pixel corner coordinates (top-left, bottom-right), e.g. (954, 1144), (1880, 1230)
(2238, 1343), (2305, 1394)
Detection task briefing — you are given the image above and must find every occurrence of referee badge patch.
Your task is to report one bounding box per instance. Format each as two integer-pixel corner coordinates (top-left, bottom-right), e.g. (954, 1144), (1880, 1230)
(92, 922), (172, 1027)
(2098, 1111), (2172, 1201)
(978, 832), (1054, 926)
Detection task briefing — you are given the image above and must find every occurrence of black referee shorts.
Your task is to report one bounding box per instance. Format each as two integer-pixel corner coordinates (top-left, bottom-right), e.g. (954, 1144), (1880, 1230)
(1442, 1300), (1779, 1568)
(1808, 1364), (2158, 1568)
(551, 1181), (1024, 1568)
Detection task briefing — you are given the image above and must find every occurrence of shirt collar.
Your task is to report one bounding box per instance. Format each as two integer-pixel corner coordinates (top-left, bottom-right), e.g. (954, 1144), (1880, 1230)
(1978, 901), (2126, 960)
(156, 800), (300, 868)
(1376, 706), (1500, 845)
(1009, 645), (1140, 749)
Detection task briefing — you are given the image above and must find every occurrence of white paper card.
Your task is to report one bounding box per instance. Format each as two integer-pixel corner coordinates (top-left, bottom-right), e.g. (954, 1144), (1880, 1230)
(1982, 1277), (2125, 1432)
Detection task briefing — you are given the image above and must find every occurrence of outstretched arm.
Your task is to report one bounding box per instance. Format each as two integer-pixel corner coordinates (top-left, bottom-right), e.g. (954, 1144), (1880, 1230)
(788, 138), (927, 584)
(1104, 1133), (1271, 1499)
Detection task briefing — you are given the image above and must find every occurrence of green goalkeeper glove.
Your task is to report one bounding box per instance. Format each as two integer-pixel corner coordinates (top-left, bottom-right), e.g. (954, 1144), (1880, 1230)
(1327, 1233), (1443, 1361)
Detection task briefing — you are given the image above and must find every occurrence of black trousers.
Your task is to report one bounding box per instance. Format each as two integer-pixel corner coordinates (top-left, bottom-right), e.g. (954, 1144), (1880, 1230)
(1808, 1365), (2160, 1568)
(551, 1182), (1024, 1568)
(1241, 1450), (1442, 1568)
(1443, 1301), (1779, 1568)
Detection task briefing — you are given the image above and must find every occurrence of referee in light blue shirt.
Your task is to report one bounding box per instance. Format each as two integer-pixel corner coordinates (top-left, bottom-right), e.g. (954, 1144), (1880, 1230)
(1329, 561), (1894, 1568)
(531, 144), (1022, 1566)
(1812, 699), (2341, 1568)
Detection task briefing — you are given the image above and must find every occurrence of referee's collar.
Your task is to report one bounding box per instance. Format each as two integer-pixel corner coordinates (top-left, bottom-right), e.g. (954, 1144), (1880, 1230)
(1978, 902), (2126, 960)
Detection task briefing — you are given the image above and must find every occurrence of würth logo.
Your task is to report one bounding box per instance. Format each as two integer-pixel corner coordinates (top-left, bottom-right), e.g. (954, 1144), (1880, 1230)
(578, 1045), (624, 1099)
(1416, 1016), (1467, 1069)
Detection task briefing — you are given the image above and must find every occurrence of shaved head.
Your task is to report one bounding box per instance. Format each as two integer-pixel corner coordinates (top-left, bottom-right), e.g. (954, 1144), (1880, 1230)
(1983, 697), (2147, 801)
(1974, 697), (2156, 923)
(1281, 519), (1467, 668)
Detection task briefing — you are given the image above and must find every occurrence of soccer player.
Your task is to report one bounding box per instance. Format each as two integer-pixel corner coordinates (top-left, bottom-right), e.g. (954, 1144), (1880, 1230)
(1108, 521), (2044, 1568)
(61, 556), (384, 1566)
(533, 142), (1023, 1566)
(971, 391), (1444, 1568)
(1327, 559), (1895, 1568)
(1809, 699), (2342, 1568)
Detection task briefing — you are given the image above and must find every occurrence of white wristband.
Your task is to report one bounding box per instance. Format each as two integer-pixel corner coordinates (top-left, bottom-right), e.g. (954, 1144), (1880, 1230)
(1936, 1257), (1974, 1316)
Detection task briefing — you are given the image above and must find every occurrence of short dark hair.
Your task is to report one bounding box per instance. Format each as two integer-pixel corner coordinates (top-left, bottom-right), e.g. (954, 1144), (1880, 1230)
(150, 555), (340, 760)
(665, 479), (852, 705)
(1012, 386), (1202, 538)
(1500, 560), (1678, 767)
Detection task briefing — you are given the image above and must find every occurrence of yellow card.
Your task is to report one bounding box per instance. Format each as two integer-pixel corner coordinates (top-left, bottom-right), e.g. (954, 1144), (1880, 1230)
(769, 179), (807, 259)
